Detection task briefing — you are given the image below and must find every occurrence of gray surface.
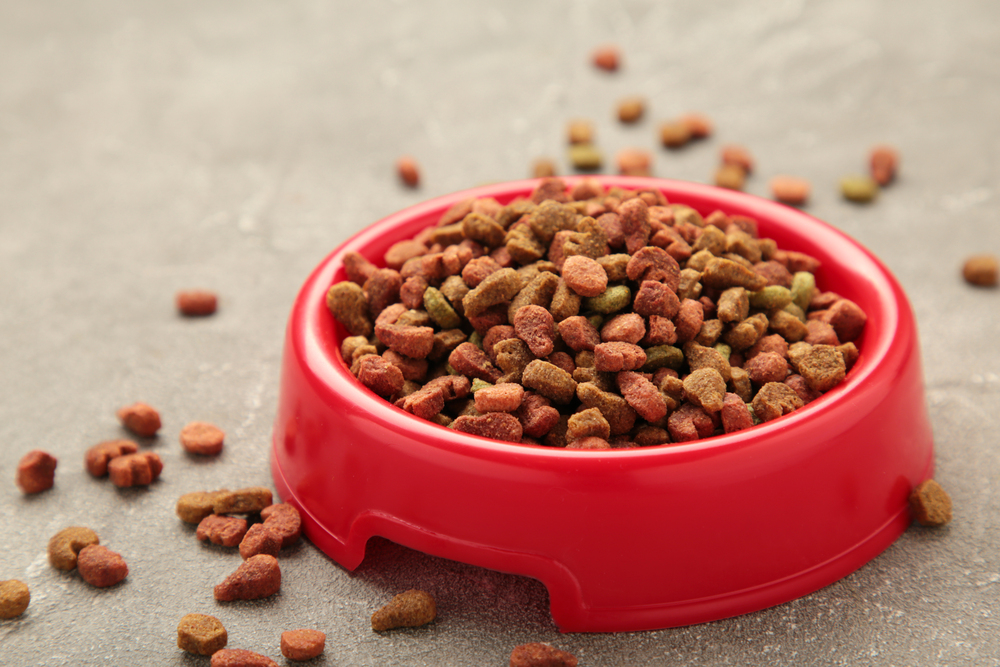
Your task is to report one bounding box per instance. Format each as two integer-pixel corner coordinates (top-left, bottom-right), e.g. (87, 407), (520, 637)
(1, 1), (998, 665)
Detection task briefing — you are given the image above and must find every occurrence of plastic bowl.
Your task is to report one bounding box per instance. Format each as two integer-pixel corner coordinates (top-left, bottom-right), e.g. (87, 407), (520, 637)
(271, 177), (934, 632)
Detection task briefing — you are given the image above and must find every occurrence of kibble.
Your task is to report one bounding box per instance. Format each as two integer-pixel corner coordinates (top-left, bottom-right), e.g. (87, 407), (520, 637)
(260, 503), (303, 548)
(176, 290), (218, 316)
(510, 642), (578, 667)
(326, 180), (864, 447)
(48, 526), (101, 570)
(770, 175), (810, 205)
(117, 402), (162, 438)
(840, 174), (879, 203)
(213, 487), (273, 514)
(617, 96), (645, 123)
(16, 450), (57, 494)
(371, 589), (437, 631)
(179, 421), (225, 456)
(962, 254), (998, 287)
(177, 613), (228, 655)
(280, 629), (326, 661)
(568, 144), (602, 171)
(397, 156), (420, 187)
(211, 649), (279, 667)
(909, 479), (952, 526)
(0, 580), (30, 619)
(214, 554), (281, 601)
(108, 452), (163, 488)
(592, 45), (620, 72)
(85, 440), (138, 477)
(77, 544), (128, 588)
(869, 145), (899, 186)
(197, 515), (249, 547)
(176, 489), (230, 524)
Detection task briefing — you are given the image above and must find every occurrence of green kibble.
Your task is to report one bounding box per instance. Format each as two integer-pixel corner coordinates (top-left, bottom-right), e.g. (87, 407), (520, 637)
(840, 174), (879, 203)
(583, 285), (632, 314)
(568, 144), (603, 171)
(748, 285), (792, 311)
(714, 343), (732, 361)
(783, 302), (806, 323)
(641, 345), (684, 372)
(430, 413), (452, 427)
(470, 379), (493, 394)
(468, 331), (484, 348)
(423, 287), (461, 329)
(587, 315), (605, 330)
(790, 272), (815, 312)
(747, 403), (761, 425)
(446, 363), (459, 375)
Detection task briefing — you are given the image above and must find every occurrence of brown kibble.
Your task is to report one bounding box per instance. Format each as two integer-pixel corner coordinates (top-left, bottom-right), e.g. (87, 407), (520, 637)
(561, 255), (608, 298)
(514, 305), (557, 358)
(179, 421), (225, 456)
(616, 148), (652, 176)
(592, 45), (620, 72)
(714, 163), (746, 190)
(532, 158), (557, 178)
(909, 479), (952, 527)
(659, 120), (691, 149)
(565, 436), (611, 450)
(214, 554), (281, 601)
(744, 352), (790, 385)
(721, 145), (754, 174)
(356, 355), (406, 397)
(510, 642), (578, 667)
(475, 383), (525, 413)
(452, 412), (524, 442)
(566, 407), (611, 442)
(176, 290), (218, 316)
(178, 613), (228, 656)
(751, 382), (804, 422)
(770, 175), (811, 206)
(371, 589), (437, 631)
(85, 440), (138, 477)
(522, 360), (577, 405)
(0, 580), (30, 620)
(327, 282), (373, 337)
(108, 452), (163, 488)
(117, 402), (162, 438)
(617, 96), (645, 124)
(869, 145), (899, 186)
(48, 526), (100, 570)
(567, 119), (594, 145)
(176, 490), (230, 524)
(682, 367), (727, 413)
(397, 155), (420, 187)
(77, 545), (128, 588)
(795, 344), (846, 392)
(213, 487), (273, 514)
(261, 503), (303, 549)
(678, 113), (713, 139)
(281, 629), (326, 661)
(16, 450), (57, 494)
(962, 254), (999, 287)
(239, 523), (282, 559)
(197, 515), (249, 548)
(211, 649), (279, 667)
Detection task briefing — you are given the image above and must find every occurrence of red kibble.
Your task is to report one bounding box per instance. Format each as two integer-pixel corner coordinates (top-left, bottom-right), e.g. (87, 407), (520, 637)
(16, 450), (57, 494)
(869, 145), (899, 186)
(592, 45), (620, 72)
(770, 175), (811, 206)
(117, 402), (162, 438)
(179, 421), (225, 456)
(77, 545), (128, 588)
(281, 629), (326, 661)
(176, 290), (218, 316)
(397, 156), (420, 187)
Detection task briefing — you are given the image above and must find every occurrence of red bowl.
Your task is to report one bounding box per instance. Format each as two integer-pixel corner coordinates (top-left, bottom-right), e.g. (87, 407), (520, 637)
(271, 177), (934, 632)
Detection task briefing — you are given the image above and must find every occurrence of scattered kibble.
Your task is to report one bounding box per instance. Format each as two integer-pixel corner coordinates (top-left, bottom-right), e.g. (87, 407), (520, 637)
(566, 119), (594, 145)
(909, 479), (952, 526)
(176, 489), (230, 524)
(176, 290), (218, 316)
(869, 145), (899, 186)
(592, 44), (620, 72)
(840, 174), (879, 203)
(214, 554), (281, 601)
(714, 163), (746, 190)
(108, 451), (163, 488)
(0, 580), (30, 620)
(15, 450), (57, 494)
(179, 421), (225, 456)
(568, 144), (603, 171)
(617, 96), (645, 124)
(678, 112), (713, 139)
(371, 589), (437, 631)
(659, 120), (691, 149)
(397, 156), (420, 188)
(197, 514), (248, 547)
(177, 613), (228, 655)
(77, 544), (128, 588)
(84, 440), (138, 477)
(510, 642), (579, 667)
(532, 158), (557, 178)
(770, 175), (811, 205)
(280, 629), (326, 661)
(48, 526), (100, 570)
(616, 148), (652, 176)
(962, 254), (998, 287)
(117, 402), (162, 438)
(210, 648), (279, 667)
(213, 487), (273, 514)
(720, 145), (754, 174)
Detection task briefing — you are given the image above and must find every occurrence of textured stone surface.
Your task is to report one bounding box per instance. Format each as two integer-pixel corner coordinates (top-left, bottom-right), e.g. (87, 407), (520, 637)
(1, 1), (998, 664)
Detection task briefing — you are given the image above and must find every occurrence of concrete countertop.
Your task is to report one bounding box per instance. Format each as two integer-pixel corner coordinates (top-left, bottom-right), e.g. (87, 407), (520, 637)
(2, 1), (999, 665)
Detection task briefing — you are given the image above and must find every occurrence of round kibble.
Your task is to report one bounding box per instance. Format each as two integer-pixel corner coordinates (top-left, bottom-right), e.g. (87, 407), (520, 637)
(117, 402), (161, 437)
(567, 119), (593, 145)
(770, 175), (810, 205)
(396, 156), (420, 187)
(617, 96), (645, 123)
(659, 121), (691, 148)
(281, 629), (326, 661)
(592, 44), (620, 71)
(679, 112), (713, 139)
(532, 158), (556, 178)
(77, 545), (128, 588)
(176, 290), (218, 316)
(0, 580), (30, 619)
(962, 254), (998, 287)
(179, 421), (225, 456)
(177, 613), (228, 655)
(840, 175), (879, 203)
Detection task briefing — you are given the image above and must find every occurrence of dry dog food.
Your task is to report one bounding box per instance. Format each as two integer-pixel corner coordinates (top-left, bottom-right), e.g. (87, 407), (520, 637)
(869, 145), (899, 186)
(397, 156), (420, 187)
(211, 649), (279, 667)
(720, 145), (754, 174)
(714, 163), (746, 191)
(592, 45), (620, 71)
(532, 158), (557, 178)
(328, 179), (866, 448)
(77, 545), (128, 587)
(659, 120), (691, 149)
(177, 613), (228, 655)
(108, 451), (163, 487)
(566, 119), (593, 145)
(239, 524), (281, 559)
(617, 96), (645, 123)
(280, 629), (326, 661)
(679, 112), (713, 139)
(260, 503), (303, 548)
(179, 421), (225, 456)
(909, 479), (952, 526)
(213, 487), (273, 514)
(85, 440), (138, 477)
(840, 175), (879, 203)
(117, 402), (162, 437)
(176, 489), (230, 524)
(48, 526), (100, 570)
(510, 642), (579, 667)
(176, 290), (218, 316)
(568, 144), (602, 171)
(371, 589), (437, 631)
(770, 175), (811, 205)
(214, 554), (281, 601)
(16, 450), (57, 494)
(197, 515), (249, 547)
(0, 580), (30, 619)
(616, 149), (652, 177)
(962, 254), (998, 287)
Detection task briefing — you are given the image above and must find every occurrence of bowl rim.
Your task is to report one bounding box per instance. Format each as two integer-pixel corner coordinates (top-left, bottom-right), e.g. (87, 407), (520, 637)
(295, 175), (905, 464)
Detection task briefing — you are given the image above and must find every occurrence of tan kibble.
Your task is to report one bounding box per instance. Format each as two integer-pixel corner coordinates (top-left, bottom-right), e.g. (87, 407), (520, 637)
(659, 120), (691, 148)
(213, 487), (273, 514)
(532, 158), (557, 178)
(371, 589), (437, 631)
(0, 580), (30, 619)
(396, 155), (420, 187)
(48, 526), (100, 571)
(567, 119), (594, 145)
(962, 254), (999, 287)
(617, 96), (645, 123)
(176, 489), (230, 524)
(177, 613), (228, 655)
(909, 479), (952, 526)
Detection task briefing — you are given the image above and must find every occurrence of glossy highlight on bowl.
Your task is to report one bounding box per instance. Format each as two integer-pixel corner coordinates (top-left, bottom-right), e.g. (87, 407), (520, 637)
(271, 177), (934, 632)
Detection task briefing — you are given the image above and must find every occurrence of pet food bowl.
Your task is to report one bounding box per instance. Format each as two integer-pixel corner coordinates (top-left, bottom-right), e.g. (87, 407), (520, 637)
(271, 177), (934, 632)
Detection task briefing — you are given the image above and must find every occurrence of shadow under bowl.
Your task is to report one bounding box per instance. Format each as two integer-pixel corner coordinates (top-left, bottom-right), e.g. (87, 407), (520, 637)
(271, 177), (934, 632)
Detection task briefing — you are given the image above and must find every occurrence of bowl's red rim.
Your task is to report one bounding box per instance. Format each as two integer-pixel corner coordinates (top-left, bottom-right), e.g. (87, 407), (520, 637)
(293, 176), (908, 463)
